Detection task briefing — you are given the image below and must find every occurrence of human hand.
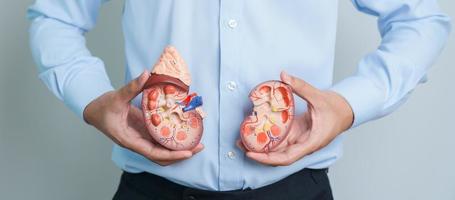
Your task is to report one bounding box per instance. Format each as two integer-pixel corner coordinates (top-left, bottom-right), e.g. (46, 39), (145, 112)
(237, 71), (353, 166)
(83, 71), (203, 166)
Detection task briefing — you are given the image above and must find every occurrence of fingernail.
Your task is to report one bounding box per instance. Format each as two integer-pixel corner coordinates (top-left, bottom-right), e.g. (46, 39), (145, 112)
(138, 71), (145, 78)
(140, 70), (150, 80)
(143, 70), (150, 76)
(281, 71), (292, 85)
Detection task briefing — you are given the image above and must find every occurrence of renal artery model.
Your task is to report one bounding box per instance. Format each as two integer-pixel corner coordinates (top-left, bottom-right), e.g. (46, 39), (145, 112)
(141, 46), (205, 151)
(240, 81), (295, 152)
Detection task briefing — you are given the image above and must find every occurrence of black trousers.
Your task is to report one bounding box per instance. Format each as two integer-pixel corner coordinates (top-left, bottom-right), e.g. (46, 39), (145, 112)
(113, 168), (333, 200)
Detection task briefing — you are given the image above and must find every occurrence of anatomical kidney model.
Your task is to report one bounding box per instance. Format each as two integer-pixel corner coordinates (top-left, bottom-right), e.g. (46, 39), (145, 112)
(240, 81), (295, 152)
(141, 46), (205, 151)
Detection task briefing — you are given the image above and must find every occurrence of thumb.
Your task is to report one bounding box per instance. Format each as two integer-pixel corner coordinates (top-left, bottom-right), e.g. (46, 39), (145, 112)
(118, 70), (150, 102)
(280, 71), (319, 103)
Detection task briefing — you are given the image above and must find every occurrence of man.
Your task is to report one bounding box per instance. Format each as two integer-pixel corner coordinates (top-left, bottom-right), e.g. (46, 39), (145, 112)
(28, 1), (451, 199)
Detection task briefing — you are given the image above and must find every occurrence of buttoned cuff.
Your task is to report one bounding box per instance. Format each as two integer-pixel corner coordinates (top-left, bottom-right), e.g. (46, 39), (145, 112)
(65, 72), (114, 122)
(329, 75), (385, 128)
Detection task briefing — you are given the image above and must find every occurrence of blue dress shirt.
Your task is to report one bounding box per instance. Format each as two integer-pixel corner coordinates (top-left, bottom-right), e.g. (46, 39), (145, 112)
(28, 0), (451, 191)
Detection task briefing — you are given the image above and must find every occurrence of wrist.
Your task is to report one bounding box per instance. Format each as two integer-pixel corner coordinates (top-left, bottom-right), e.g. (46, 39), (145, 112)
(327, 91), (354, 131)
(82, 99), (96, 125)
(82, 90), (113, 125)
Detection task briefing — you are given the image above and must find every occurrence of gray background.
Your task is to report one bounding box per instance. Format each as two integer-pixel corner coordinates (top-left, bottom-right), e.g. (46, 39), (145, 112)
(0, 1), (453, 199)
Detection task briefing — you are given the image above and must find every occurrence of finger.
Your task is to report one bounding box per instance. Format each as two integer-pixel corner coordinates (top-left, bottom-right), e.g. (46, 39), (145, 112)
(127, 106), (149, 138)
(236, 139), (248, 152)
(246, 151), (292, 166)
(191, 143), (204, 154)
(280, 71), (319, 103)
(129, 105), (145, 122)
(126, 136), (193, 161)
(153, 144), (203, 163)
(154, 160), (174, 166)
(118, 70), (150, 102)
(154, 143), (204, 166)
(246, 141), (316, 166)
(270, 139), (291, 153)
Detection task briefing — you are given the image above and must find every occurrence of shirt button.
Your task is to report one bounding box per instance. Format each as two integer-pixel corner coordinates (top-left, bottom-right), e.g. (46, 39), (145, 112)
(227, 151), (236, 159)
(227, 19), (238, 29)
(227, 81), (237, 91)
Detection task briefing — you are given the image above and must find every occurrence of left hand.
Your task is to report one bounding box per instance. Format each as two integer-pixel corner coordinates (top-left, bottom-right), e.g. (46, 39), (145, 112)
(237, 71), (354, 166)
(84, 71), (203, 166)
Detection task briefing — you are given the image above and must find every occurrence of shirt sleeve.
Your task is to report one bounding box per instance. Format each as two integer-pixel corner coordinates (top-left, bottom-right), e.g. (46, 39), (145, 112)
(28, 0), (114, 120)
(330, 0), (451, 127)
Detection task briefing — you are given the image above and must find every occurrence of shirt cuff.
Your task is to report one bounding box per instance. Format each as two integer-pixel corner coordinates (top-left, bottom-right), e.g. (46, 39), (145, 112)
(329, 75), (385, 128)
(39, 63), (114, 122)
(63, 71), (114, 121)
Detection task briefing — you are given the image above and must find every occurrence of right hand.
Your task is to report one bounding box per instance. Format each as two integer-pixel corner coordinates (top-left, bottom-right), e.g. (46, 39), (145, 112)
(83, 71), (204, 166)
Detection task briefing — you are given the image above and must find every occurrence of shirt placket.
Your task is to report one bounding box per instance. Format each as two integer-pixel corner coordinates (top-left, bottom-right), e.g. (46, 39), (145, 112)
(218, 0), (245, 191)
